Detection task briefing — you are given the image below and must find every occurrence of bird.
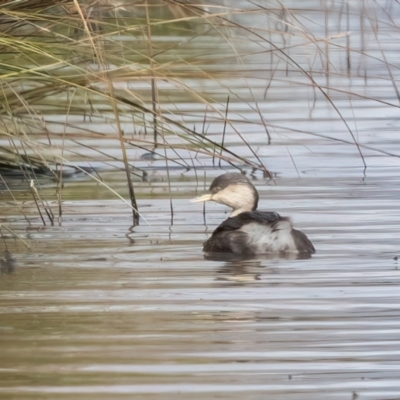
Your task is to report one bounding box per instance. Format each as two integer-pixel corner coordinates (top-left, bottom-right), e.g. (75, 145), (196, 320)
(192, 173), (315, 256)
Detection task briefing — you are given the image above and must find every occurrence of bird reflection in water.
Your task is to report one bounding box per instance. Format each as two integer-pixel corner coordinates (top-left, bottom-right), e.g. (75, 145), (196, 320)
(206, 251), (312, 283)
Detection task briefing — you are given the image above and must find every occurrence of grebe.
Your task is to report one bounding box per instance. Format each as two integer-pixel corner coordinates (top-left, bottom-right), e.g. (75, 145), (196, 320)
(192, 173), (315, 256)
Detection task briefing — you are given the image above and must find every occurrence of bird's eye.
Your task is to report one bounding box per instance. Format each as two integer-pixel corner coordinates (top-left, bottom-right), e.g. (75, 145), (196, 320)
(211, 186), (221, 194)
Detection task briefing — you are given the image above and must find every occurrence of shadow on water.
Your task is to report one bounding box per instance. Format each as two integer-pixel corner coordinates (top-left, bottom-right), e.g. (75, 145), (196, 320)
(0, 250), (16, 275)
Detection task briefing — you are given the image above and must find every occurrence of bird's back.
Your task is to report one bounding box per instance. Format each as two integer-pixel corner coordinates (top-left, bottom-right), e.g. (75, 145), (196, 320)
(203, 210), (315, 255)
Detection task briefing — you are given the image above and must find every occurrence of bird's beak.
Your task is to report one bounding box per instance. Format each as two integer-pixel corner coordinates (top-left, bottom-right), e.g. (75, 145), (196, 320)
(191, 193), (213, 203)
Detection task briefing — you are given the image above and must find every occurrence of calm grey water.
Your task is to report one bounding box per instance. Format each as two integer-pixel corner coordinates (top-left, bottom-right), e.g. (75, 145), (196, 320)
(1, 175), (400, 399)
(2, 1), (400, 399)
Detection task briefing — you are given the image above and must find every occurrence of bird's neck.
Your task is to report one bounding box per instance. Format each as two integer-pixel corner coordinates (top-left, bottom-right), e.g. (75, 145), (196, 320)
(225, 185), (258, 217)
(230, 204), (255, 217)
(213, 183), (258, 218)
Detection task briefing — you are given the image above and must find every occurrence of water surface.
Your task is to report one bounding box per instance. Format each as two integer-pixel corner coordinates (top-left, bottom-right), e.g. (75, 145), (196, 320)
(2, 1), (400, 398)
(1, 175), (400, 400)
